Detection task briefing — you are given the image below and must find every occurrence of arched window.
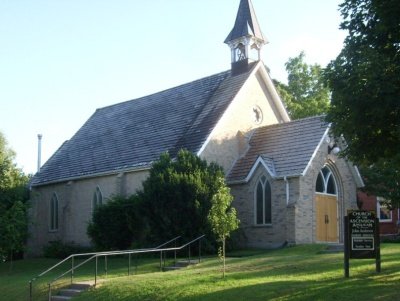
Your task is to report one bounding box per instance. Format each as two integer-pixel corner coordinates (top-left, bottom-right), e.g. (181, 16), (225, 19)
(49, 193), (59, 231)
(316, 166), (337, 195)
(236, 43), (246, 61)
(92, 186), (103, 210)
(255, 176), (272, 225)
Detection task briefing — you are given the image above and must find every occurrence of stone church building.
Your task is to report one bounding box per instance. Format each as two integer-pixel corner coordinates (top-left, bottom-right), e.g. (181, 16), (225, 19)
(28, 0), (363, 255)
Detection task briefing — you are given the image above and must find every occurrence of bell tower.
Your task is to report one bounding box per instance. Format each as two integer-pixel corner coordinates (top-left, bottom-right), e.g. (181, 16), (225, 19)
(224, 0), (267, 75)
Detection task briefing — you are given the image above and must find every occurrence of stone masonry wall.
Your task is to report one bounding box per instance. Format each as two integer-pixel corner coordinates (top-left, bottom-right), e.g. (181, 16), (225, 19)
(229, 137), (360, 248)
(200, 70), (280, 173)
(230, 164), (288, 248)
(28, 169), (149, 256)
(296, 138), (359, 244)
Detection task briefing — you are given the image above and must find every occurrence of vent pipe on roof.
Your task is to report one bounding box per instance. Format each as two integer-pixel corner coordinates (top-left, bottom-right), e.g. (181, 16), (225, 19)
(37, 134), (42, 173)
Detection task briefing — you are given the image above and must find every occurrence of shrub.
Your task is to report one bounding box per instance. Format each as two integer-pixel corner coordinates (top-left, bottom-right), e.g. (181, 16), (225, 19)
(87, 195), (144, 250)
(43, 240), (92, 259)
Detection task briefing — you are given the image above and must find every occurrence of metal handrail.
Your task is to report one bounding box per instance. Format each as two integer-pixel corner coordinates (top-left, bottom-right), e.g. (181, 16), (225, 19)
(51, 254), (96, 283)
(154, 235), (181, 249)
(51, 236), (205, 284)
(50, 246), (173, 284)
(29, 235), (181, 301)
(29, 235), (205, 301)
(180, 234), (205, 248)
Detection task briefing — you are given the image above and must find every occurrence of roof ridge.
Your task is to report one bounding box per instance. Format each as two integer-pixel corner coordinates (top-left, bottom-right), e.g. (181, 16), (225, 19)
(96, 69), (232, 112)
(31, 67), (239, 186)
(258, 115), (327, 130)
(169, 71), (232, 156)
(227, 114), (330, 182)
(173, 63), (258, 156)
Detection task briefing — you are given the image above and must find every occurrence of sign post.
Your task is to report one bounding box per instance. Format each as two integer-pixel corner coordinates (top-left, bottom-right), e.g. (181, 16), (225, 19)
(344, 215), (350, 277)
(344, 211), (381, 277)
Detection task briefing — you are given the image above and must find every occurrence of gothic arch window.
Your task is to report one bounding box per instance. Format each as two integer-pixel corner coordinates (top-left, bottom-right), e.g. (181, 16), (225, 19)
(316, 166), (337, 195)
(255, 175), (272, 225)
(49, 193), (59, 231)
(92, 186), (103, 211)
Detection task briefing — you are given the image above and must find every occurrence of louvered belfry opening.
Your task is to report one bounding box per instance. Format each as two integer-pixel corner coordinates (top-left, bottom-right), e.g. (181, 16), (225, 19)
(224, 0), (268, 75)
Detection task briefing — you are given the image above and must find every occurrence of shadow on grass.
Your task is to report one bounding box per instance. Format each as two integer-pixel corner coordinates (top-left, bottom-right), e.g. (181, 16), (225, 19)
(176, 273), (400, 301)
(6, 244), (400, 301)
(78, 248), (400, 301)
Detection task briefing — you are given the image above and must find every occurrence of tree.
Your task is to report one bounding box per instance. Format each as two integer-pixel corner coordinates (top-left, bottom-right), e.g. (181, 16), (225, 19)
(139, 149), (227, 246)
(0, 201), (27, 268)
(208, 183), (239, 278)
(0, 132), (30, 264)
(360, 155), (400, 208)
(325, 0), (400, 207)
(275, 52), (330, 119)
(325, 0), (399, 165)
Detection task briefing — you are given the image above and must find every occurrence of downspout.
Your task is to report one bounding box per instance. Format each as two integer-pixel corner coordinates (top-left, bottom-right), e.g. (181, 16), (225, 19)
(284, 176), (291, 245)
(284, 176), (289, 205)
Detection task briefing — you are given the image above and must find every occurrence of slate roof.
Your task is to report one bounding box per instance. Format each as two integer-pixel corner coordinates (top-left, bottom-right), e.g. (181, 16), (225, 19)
(31, 64), (257, 186)
(227, 116), (329, 182)
(224, 0), (267, 44)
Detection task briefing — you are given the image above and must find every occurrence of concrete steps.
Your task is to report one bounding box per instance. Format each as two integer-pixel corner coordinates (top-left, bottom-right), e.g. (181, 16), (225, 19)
(51, 283), (92, 301)
(163, 260), (199, 272)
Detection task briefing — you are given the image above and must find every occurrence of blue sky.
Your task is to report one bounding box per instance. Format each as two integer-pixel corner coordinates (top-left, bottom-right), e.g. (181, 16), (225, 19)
(0, 0), (346, 174)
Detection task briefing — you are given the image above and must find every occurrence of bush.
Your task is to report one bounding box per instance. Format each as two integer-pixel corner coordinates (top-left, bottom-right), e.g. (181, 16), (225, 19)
(380, 235), (400, 243)
(87, 195), (144, 250)
(43, 240), (92, 259)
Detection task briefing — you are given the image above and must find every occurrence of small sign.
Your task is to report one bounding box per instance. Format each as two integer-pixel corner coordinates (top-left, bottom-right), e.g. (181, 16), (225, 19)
(348, 211), (376, 259)
(352, 237), (374, 250)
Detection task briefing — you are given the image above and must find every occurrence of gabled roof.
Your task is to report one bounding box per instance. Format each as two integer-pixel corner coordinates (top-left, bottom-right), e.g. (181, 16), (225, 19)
(227, 116), (329, 183)
(260, 155), (276, 176)
(225, 0), (267, 44)
(31, 64), (257, 186)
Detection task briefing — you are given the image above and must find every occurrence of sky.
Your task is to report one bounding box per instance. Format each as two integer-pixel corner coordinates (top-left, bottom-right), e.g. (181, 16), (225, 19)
(0, 0), (347, 175)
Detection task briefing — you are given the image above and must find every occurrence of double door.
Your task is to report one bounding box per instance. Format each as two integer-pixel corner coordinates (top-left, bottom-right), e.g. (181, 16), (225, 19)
(316, 194), (338, 242)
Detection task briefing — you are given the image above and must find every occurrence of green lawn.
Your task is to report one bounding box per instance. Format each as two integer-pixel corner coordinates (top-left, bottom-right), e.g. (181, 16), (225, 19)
(0, 254), (162, 301)
(0, 257), (58, 301)
(1, 244), (400, 301)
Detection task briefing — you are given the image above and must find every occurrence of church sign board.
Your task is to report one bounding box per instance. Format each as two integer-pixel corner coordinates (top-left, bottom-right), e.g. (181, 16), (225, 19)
(349, 211), (376, 258)
(344, 210), (381, 277)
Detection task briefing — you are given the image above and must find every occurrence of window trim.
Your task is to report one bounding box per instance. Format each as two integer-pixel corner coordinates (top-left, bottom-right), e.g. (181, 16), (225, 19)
(92, 186), (103, 212)
(377, 197), (392, 222)
(254, 176), (272, 226)
(49, 192), (59, 232)
(315, 166), (338, 196)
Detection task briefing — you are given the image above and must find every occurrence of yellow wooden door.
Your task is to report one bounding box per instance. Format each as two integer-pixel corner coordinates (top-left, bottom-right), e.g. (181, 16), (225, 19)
(316, 194), (338, 242)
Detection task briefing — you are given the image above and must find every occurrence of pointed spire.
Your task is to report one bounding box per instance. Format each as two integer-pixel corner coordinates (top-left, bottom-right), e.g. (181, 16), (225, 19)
(224, 0), (267, 45)
(225, 0), (267, 75)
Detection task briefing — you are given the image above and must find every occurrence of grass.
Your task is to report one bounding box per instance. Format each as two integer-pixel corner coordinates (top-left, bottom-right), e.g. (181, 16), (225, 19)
(1, 244), (400, 301)
(0, 254), (164, 301)
(0, 257), (58, 301)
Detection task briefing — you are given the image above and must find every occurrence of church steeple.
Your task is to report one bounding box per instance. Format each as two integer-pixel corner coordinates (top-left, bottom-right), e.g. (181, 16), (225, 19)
(225, 0), (268, 75)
